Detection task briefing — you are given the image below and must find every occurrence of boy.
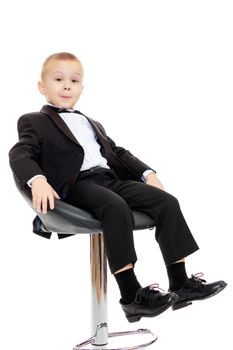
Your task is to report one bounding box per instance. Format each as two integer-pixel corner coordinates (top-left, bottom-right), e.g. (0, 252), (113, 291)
(9, 52), (227, 322)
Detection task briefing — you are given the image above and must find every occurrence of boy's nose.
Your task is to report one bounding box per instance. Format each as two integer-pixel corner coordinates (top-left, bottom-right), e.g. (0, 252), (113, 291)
(63, 81), (71, 90)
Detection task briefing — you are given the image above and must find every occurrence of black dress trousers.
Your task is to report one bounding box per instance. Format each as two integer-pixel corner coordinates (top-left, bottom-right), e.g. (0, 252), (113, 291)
(64, 168), (199, 273)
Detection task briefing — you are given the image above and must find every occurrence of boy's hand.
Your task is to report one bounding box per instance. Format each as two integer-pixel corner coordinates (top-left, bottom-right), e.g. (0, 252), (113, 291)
(145, 173), (165, 191)
(31, 177), (60, 214)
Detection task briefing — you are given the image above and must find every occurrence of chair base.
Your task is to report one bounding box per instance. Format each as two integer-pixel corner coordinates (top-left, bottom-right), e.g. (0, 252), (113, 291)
(73, 328), (157, 350)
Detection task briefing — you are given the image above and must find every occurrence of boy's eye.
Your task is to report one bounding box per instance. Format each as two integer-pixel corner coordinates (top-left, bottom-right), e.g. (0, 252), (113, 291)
(72, 79), (80, 83)
(55, 78), (62, 82)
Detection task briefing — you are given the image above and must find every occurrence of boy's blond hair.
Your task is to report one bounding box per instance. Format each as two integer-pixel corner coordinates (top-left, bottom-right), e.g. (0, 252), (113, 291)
(41, 52), (84, 80)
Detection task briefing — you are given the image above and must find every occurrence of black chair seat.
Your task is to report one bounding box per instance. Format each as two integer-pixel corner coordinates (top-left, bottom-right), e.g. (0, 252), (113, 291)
(40, 199), (155, 235)
(16, 179), (155, 235)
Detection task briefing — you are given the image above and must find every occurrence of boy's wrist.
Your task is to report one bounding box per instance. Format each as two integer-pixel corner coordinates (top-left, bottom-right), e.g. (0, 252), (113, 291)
(27, 175), (47, 187)
(141, 170), (156, 182)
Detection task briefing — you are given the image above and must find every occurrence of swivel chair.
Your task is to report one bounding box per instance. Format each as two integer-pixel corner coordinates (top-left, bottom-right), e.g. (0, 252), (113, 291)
(14, 176), (158, 350)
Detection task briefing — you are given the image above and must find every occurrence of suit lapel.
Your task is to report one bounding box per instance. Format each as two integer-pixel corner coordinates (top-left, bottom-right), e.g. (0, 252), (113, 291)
(82, 114), (108, 141)
(80, 112), (113, 153)
(40, 105), (111, 151)
(40, 105), (80, 145)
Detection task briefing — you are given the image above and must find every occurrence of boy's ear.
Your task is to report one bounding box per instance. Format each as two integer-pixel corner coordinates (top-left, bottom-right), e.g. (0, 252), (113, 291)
(38, 81), (45, 95)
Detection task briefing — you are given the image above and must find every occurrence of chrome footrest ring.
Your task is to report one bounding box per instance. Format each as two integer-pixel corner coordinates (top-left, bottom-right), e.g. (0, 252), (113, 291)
(73, 328), (157, 350)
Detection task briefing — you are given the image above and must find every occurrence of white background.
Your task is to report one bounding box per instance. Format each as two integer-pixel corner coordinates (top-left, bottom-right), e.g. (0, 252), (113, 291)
(0, 1), (232, 349)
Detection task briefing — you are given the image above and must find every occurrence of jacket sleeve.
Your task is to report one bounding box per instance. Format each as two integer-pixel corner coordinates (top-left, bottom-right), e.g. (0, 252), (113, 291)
(108, 135), (155, 177)
(9, 114), (46, 188)
(95, 121), (156, 179)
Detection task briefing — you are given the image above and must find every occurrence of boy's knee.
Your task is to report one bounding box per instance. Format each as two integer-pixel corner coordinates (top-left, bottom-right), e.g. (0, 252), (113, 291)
(163, 192), (180, 210)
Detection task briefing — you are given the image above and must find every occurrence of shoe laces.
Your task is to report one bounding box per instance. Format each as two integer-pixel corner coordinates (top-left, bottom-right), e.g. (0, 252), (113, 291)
(190, 272), (207, 285)
(135, 283), (165, 305)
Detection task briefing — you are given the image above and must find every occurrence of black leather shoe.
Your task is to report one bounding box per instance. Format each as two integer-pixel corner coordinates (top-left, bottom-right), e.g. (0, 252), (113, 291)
(170, 273), (227, 311)
(120, 284), (178, 323)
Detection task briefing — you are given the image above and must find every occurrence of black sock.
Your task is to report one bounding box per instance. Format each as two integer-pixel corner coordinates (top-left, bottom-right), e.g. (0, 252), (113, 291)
(114, 268), (141, 304)
(166, 261), (188, 291)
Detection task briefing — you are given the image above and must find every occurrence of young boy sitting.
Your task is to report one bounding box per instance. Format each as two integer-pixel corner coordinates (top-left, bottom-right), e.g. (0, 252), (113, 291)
(9, 52), (227, 322)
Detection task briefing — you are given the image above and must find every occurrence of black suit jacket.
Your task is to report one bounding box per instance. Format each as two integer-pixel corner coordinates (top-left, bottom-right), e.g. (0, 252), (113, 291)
(9, 105), (153, 199)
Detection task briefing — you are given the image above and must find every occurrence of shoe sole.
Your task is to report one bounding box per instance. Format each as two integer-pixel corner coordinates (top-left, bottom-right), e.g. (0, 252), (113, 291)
(172, 283), (227, 311)
(126, 294), (179, 323)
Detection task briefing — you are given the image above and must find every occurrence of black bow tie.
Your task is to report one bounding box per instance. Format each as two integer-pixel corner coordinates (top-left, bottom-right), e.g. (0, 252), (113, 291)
(48, 105), (80, 114)
(58, 108), (80, 114)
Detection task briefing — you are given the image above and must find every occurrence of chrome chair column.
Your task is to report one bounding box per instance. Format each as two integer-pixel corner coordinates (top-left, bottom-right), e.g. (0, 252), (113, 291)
(90, 233), (108, 346)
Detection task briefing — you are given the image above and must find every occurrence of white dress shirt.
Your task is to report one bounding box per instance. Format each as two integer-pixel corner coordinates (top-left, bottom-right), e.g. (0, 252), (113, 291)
(59, 112), (109, 171)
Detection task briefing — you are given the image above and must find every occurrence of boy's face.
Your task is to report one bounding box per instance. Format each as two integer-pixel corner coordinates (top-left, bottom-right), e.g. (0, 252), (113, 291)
(38, 59), (84, 109)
